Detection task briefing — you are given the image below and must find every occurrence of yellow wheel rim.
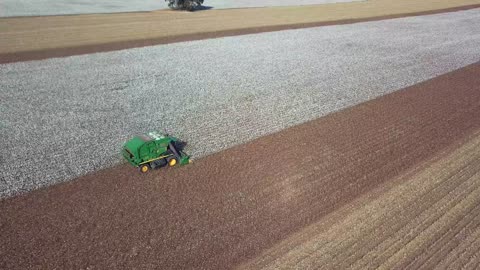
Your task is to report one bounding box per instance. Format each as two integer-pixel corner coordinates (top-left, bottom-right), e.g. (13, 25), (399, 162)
(141, 165), (149, 173)
(169, 159), (177, 167)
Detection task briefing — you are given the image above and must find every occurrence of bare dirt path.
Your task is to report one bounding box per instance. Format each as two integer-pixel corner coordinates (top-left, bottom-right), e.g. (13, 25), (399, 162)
(1, 63), (480, 269)
(1, 0), (364, 17)
(1, 0), (480, 63)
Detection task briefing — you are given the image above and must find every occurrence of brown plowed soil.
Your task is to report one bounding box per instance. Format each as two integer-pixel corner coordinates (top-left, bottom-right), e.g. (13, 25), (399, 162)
(1, 62), (480, 269)
(240, 129), (480, 269)
(1, 0), (480, 63)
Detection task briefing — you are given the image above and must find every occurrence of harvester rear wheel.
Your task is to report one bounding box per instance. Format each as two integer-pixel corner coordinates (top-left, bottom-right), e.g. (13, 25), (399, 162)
(140, 164), (149, 173)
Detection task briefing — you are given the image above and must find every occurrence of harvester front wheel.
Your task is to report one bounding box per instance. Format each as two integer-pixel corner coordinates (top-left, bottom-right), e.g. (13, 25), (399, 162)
(140, 164), (149, 173)
(168, 158), (177, 167)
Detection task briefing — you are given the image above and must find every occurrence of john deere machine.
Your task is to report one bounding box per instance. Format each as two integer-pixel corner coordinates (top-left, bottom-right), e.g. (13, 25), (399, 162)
(166, 0), (204, 11)
(122, 131), (190, 173)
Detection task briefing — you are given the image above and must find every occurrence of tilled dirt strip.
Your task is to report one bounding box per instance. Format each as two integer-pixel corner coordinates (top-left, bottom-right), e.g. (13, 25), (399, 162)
(1, 63), (480, 269)
(1, 0), (364, 17)
(241, 131), (480, 269)
(1, 0), (480, 63)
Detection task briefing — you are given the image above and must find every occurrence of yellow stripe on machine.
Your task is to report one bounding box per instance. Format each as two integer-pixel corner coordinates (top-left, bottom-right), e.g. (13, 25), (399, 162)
(139, 154), (173, 165)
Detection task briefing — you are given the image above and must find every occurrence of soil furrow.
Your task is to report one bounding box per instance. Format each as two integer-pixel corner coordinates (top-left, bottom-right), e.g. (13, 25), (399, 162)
(413, 211), (480, 269)
(462, 247), (480, 270)
(347, 170), (480, 269)
(349, 151), (480, 269)
(296, 110), (480, 266)
(322, 152), (480, 269)
(379, 183), (480, 270)
(241, 129), (480, 270)
(439, 226), (480, 269)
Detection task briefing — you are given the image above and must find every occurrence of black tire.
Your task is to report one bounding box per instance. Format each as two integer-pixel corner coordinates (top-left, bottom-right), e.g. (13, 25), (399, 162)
(151, 159), (167, 169)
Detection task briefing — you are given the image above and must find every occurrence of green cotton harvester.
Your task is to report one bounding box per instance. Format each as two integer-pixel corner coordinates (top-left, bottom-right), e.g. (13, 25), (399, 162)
(122, 131), (190, 173)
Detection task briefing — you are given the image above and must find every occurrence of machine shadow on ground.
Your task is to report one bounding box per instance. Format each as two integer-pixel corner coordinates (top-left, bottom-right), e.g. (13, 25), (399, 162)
(194, 6), (214, 11)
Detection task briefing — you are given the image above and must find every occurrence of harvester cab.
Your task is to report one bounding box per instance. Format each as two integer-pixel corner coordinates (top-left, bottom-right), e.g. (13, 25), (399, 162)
(122, 131), (190, 173)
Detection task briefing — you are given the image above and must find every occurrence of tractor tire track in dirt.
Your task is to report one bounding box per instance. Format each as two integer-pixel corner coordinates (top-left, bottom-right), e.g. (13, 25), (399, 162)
(1, 63), (480, 269)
